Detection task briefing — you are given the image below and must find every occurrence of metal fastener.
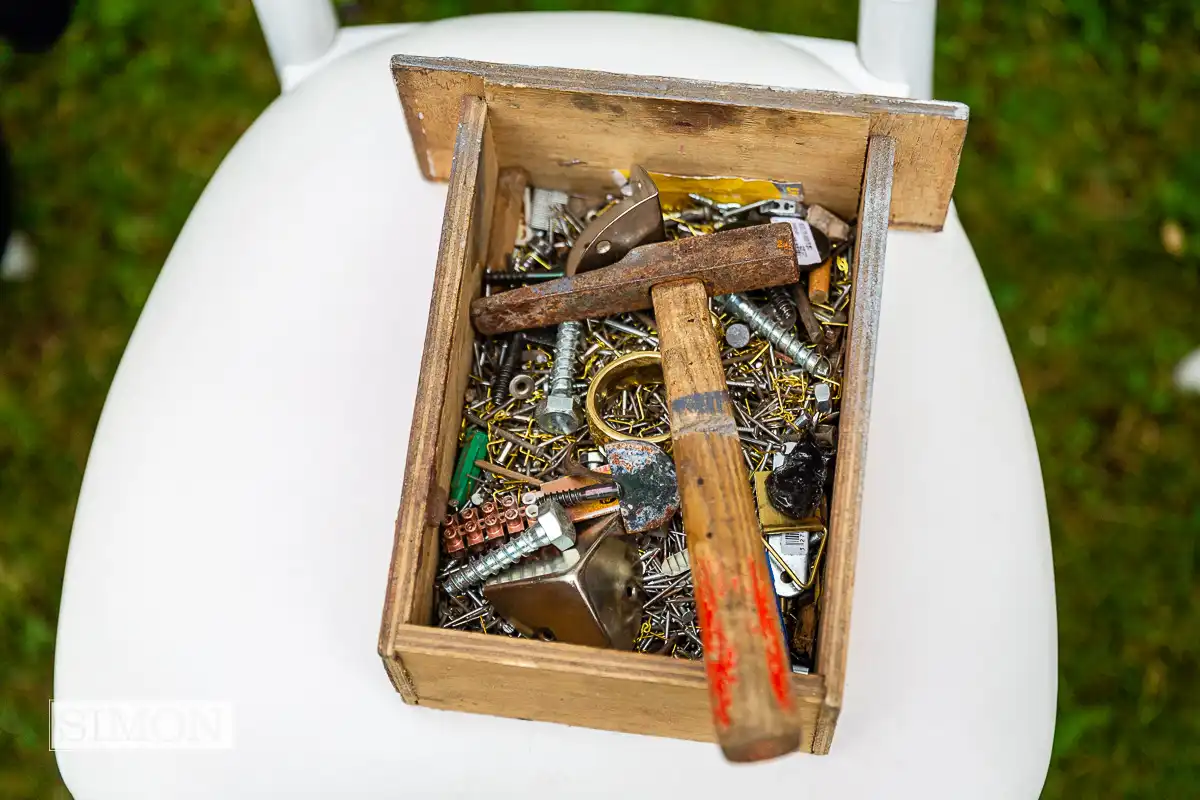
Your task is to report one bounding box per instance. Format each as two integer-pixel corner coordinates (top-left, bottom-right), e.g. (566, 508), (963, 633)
(483, 270), (566, 286)
(443, 500), (577, 594)
(461, 519), (485, 553)
(503, 507), (525, 536)
(535, 320), (584, 434)
(508, 374), (535, 400)
(766, 285), (798, 329)
(724, 322), (751, 349)
(491, 333), (525, 404)
(483, 514), (505, 544)
(717, 293), (830, 378)
(543, 481), (621, 506)
(443, 522), (465, 558)
(813, 382), (833, 415)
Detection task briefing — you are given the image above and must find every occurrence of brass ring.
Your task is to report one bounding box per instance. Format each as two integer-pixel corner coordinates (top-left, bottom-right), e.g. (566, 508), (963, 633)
(586, 351), (670, 447)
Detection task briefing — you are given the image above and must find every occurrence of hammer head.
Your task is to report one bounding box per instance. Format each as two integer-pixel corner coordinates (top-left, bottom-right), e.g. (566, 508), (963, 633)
(472, 223), (800, 336)
(605, 441), (680, 533)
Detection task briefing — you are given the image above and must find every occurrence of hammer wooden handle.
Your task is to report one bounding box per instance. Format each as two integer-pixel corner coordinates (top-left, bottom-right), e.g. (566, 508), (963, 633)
(652, 279), (800, 762)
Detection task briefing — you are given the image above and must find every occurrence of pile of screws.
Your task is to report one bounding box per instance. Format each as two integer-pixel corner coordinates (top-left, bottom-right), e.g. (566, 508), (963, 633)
(435, 182), (853, 671)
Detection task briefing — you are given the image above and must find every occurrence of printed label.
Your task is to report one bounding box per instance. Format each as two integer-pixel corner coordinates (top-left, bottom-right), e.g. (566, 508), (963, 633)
(772, 217), (822, 266)
(779, 531), (809, 559)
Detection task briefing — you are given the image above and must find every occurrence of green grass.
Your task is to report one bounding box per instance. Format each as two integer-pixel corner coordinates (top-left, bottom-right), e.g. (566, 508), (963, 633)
(1, 1), (1197, 796)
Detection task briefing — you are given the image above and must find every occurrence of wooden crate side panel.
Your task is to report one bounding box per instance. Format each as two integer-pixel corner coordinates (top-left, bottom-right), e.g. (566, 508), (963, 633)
(484, 85), (868, 221)
(379, 96), (498, 687)
(394, 625), (825, 745)
(393, 67), (485, 180)
(816, 136), (896, 722)
(486, 168), (528, 271)
(870, 112), (966, 230)
(389, 55), (966, 228)
(810, 701), (839, 755)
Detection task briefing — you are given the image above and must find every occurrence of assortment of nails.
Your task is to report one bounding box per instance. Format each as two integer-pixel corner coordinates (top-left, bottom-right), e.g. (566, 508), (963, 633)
(435, 171), (854, 673)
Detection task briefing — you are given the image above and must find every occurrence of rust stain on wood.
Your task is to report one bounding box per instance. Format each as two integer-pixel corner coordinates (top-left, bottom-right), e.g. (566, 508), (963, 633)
(471, 224), (799, 335)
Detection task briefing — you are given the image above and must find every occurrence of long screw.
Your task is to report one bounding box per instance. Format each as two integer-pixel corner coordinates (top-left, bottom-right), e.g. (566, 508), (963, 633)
(443, 501), (575, 594)
(717, 293), (830, 377)
(483, 271), (565, 285)
(548, 321), (582, 398)
(542, 481), (620, 506)
(491, 332), (526, 404)
(535, 320), (584, 434)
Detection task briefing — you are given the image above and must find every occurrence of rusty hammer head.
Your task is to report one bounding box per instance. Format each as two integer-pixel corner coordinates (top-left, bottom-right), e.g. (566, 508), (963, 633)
(471, 222), (800, 336)
(604, 441), (680, 533)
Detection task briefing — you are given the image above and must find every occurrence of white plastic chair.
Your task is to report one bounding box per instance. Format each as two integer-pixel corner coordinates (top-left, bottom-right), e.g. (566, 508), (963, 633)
(53, 3), (1057, 797)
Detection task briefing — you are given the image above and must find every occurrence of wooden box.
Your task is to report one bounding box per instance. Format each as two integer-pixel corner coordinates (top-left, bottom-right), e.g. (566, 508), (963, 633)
(378, 55), (968, 754)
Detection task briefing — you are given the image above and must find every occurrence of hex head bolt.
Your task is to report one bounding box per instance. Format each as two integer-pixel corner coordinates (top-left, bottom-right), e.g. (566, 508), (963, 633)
(443, 500), (577, 595)
(535, 321), (584, 434)
(717, 293), (830, 377)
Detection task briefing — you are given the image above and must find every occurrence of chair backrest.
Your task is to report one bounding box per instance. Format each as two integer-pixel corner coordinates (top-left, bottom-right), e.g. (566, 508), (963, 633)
(251, 0), (937, 100)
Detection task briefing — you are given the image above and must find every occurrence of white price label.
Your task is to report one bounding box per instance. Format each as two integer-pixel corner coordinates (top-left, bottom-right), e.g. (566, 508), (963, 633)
(772, 217), (823, 267)
(779, 531), (810, 558)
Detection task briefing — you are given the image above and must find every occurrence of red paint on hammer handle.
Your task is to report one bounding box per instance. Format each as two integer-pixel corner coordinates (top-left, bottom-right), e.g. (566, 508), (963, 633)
(693, 557), (735, 729)
(751, 554), (795, 712)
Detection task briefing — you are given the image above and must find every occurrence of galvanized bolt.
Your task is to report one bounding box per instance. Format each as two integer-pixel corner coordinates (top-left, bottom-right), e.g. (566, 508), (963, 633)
(535, 320), (584, 434)
(442, 500), (576, 594)
(717, 293), (830, 378)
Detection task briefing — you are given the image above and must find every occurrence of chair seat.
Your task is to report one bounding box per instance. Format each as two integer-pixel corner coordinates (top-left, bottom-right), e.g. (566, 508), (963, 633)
(54, 13), (1056, 798)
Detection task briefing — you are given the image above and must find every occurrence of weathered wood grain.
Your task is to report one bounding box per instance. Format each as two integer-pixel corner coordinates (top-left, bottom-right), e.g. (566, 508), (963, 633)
(485, 167), (527, 272)
(471, 223), (799, 335)
(378, 95), (497, 698)
(390, 55), (965, 228)
(393, 624), (824, 745)
(812, 135), (896, 752)
(381, 66), (917, 755)
(653, 280), (801, 762)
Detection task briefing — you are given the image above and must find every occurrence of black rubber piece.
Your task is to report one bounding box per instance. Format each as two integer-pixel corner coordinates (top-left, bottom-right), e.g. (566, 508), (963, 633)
(765, 432), (834, 519)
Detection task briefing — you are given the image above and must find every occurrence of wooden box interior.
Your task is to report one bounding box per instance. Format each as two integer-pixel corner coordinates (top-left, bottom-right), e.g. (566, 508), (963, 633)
(379, 56), (967, 754)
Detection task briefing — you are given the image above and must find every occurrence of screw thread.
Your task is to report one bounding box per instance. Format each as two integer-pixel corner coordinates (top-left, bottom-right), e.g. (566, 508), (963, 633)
(483, 270), (566, 285)
(766, 285), (797, 329)
(491, 333), (524, 404)
(549, 321), (582, 396)
(719, 294), (828, 377)
(544, 482), (620, 506)
(443, 522), (550, 594)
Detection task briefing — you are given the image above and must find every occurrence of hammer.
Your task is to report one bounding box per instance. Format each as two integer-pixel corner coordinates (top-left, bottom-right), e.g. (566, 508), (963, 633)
(472, 222), (803, 762)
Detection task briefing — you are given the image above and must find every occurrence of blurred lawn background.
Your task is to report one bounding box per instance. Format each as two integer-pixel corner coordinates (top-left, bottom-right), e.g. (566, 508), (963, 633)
(1, 0), (1197, 796)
